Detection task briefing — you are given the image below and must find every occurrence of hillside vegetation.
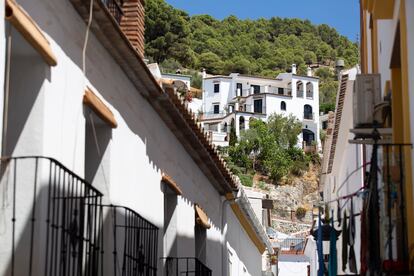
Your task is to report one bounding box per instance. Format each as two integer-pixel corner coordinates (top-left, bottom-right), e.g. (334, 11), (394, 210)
(144, 0), (358, 110)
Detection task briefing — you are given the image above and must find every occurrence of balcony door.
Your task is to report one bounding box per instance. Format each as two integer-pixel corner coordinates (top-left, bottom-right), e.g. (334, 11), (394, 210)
(236, 83), (243, 96)
(302, 129), (315, 146)
(254, 99), (263, 114)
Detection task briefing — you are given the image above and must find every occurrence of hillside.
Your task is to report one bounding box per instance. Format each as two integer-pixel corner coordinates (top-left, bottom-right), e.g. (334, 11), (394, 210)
(144, 0), (358, 110)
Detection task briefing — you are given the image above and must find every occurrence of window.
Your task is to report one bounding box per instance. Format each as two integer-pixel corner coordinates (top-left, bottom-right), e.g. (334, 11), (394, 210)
(297, 81), (303, 97)
(306, 82), (313, 98)
(254, 99), (263, 113)
(278, 87), (284, 95)
(304, 104), (313, 119)
(214, 83), (220, 93)
(213, 104), (220, 114)
(223, 122), (228, 133)
(236, 83), (243, 96)
(281, 101), (286, 111)
(195, 225), (206, 263)
(252, 85), (260, 94)
(239, 116), (245, 131)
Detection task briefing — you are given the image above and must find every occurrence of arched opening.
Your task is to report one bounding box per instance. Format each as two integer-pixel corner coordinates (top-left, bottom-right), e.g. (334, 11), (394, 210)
(281, 101), (286, 111)
(223, 122), (228, 133)
(302, 129), (315, 146)
(296, 81), (303, 97)
(304, 104), (313, 120)
(239, 116), (245, 132)
(306, 82), (313, 99)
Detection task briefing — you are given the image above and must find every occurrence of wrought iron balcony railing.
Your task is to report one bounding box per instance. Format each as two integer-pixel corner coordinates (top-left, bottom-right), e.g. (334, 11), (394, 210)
(0, 156), (160, 276)
(102, 0), (124, 24)
(1, 156), (103, 276)
(101, 205), (158, 276)
(163, 257), (212, 276)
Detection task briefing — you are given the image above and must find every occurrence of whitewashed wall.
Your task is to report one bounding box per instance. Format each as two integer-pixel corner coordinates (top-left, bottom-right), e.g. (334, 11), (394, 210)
(0, 0), (264, 275)
(322, 69), (363, 275)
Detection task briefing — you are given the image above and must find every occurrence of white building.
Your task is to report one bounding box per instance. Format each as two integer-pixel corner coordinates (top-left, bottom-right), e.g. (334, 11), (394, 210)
(305, 68), (363, 275)
(200, 65), (320, 149)
(0, 0), (273, 275)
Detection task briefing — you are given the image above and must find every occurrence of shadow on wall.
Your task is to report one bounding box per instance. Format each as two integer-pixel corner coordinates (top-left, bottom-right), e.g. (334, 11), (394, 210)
(4, 26), (51, 157)
(0, 157), (226, 276)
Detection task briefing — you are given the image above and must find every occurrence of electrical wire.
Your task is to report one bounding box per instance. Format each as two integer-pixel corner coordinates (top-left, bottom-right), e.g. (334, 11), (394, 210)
(82, 0), (94, 76)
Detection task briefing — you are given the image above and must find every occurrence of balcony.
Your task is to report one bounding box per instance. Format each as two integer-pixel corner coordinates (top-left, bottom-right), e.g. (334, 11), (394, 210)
(200, 111), (227, 120)
(1, 156), (159, 276)
(163, 257), (212, 276)
(1, 156), (103, 275)
(235, 87), (291, 97)
(101, 205), (159, 276)
(102, 0), (124, 24)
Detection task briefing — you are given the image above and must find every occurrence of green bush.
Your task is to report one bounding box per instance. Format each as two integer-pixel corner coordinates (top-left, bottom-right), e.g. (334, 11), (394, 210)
(295, 207), (307, 220)
(239, 174), (253, 187)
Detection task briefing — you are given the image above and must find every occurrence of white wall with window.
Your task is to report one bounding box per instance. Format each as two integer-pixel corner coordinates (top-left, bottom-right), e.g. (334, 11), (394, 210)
(0, 1), (271, 276)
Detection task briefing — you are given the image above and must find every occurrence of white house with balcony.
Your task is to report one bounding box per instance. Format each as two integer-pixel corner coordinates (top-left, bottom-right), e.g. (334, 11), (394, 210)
(200, 65), (320, 149)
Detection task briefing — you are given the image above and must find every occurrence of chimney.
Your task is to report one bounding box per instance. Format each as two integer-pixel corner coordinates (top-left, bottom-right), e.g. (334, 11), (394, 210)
(291, 64), (297, 74)
(307, 66), (312, 77)
(120, 0), (146, 59)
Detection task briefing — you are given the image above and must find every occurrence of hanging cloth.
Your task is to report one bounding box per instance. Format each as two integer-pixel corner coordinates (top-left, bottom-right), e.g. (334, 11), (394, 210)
(317, 211), (325, 276)
(342, 210), (348, 272)
(360, 199), (368, 275)
(329, 210), (338, 276)
(348, 198), (357, 273)
(337, 200), (342, 227)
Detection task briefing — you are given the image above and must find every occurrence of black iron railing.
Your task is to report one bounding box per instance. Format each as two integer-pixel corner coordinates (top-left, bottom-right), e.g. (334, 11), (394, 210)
(163, 257), (212, 276)
(102, 0), (124, 24)
(303, 112), (314, 120)
(1, 156), (103, 276)
(101, 205), (158, 276)
(366, 142), (412, 274)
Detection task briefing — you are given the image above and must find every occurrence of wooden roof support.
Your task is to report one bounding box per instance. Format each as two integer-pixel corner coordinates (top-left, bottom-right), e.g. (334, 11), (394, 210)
(5, 0), (57, 66)
(195, 204), (211, 229)
(83, 87), (118, 128)
(162, 174), (183, 196)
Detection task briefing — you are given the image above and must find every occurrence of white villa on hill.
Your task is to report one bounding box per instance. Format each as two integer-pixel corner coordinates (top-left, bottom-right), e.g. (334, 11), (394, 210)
(200, 65), (320, 149)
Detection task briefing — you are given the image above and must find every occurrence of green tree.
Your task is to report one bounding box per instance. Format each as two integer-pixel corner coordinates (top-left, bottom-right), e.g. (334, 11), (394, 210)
(229, 121), (237, 147)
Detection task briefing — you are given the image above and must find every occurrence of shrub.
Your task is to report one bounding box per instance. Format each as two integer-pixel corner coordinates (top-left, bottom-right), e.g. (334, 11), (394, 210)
(239, 174), (253, 187)
(295, 207), (307, 220)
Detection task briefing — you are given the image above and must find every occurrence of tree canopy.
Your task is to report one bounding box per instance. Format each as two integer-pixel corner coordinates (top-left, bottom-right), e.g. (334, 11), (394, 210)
(145, 0), (359, 77)
(227, 115), (310, 183)
(145, 0), (357, 111)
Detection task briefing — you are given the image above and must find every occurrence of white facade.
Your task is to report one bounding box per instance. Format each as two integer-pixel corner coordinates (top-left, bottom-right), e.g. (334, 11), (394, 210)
(0, 1), (272, 275)
(200, 70), (320, 149)
(315, 68), (364, 275)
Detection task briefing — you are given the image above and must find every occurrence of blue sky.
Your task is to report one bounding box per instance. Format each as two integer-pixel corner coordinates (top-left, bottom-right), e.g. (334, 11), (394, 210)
(164, 0), (360, 41)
